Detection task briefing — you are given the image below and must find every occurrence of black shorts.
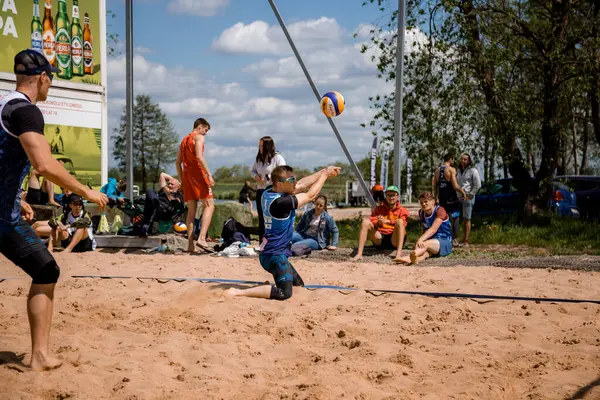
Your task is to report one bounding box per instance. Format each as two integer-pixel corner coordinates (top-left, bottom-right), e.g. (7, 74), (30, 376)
(379, 233), (407, 250)
(26, 188), (49, 205)
(0, 219), (55, 279)
(440, 201), (461, 218)
(61, 236), (94, 253)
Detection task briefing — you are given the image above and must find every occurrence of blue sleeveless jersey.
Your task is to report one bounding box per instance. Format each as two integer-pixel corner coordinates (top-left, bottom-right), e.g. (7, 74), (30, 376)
(420, 205), (453, 240)
(0, 91), (33, 226)
(261, 188), (296, 256)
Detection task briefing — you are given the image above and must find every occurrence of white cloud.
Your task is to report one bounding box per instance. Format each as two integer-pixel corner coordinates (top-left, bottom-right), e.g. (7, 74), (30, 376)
(354, 23), (377, 39)
(167, 0), (230, 17)
(212, 17), (344, 55)
(106, 19), (417, 171)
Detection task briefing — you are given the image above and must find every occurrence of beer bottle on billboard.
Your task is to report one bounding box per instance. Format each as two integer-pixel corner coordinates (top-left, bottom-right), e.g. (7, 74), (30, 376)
(42, 0), (56, 66)
(55, 0), (72, 80)
(71, 0), (84, 76)
(83, 13), (94, 75)
(31, 0), (43, 53)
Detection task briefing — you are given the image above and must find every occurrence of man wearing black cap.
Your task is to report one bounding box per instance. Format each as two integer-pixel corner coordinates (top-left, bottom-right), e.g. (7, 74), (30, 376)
(0, 49), (108, 371)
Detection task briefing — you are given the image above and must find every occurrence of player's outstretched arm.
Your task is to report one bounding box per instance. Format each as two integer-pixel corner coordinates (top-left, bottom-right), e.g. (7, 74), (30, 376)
(295, 166), (340, 208)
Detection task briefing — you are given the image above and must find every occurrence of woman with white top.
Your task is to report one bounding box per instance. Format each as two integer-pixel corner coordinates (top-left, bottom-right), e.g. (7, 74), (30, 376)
(251, 136), (286, 242)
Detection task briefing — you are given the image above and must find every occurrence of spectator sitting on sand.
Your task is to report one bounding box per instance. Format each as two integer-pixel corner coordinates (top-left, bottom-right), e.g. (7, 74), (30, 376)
(352, 185), (410, 262)
(33, 193), (96, 253)
(291, 194), (339, 252)
(395, 191), (453, 265)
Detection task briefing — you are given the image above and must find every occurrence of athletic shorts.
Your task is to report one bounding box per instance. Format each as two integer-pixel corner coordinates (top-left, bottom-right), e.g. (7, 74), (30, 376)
(378, 233), (407, 250)
(441, 201), (461, 219)
(61, 236), (94, 253)
(432, 237), (453, 257)
(460, 199), (475, 220)
(182, 170), (213, 202)
(0, 219), (56, 279)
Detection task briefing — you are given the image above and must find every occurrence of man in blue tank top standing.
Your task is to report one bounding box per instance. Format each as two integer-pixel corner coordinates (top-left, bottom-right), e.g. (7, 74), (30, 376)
(0, 49), (108, 371)
(225, 165), (341, 300)
(432, 153), (468, 247)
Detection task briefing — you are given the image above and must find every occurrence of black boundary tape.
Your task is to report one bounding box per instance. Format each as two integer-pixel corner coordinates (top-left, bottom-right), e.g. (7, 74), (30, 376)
(365, 289), (600, 305)
(3, 276), (600, 305)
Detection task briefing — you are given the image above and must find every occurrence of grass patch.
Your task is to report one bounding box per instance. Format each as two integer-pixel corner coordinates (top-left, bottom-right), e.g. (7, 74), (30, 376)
(467, 215), (600, 255)
(334, 214), (600, 256)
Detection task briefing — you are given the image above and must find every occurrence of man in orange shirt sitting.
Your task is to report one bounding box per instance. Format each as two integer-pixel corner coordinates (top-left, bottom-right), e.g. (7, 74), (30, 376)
(352, 185), (410, 262)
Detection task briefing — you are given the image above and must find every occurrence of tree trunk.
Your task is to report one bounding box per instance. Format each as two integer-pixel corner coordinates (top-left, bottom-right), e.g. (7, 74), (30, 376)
(483, 132), (490, 182)
(489, 138), (497, 181)
(557, 132), (566, 176)
(580, 114), (589, 175)
(571, 112), (578, 175)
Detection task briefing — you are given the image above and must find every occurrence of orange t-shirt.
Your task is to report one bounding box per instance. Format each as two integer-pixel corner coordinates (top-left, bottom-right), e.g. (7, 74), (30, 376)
(369, 202), (410, 235)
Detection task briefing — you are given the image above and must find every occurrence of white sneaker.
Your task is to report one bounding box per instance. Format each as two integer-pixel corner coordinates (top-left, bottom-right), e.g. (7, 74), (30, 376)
(219, 242), (241, 257)
(239, 246), (257, 257)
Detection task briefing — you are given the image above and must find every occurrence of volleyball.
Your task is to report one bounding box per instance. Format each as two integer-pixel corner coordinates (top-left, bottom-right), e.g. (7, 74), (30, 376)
(173, 222), (187, 234)
(320, 91), (345, 117)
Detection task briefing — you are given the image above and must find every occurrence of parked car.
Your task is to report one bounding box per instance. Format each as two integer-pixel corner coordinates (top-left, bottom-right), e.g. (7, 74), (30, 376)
(555, 175), (600, 220)
(474, 178), (579, 218)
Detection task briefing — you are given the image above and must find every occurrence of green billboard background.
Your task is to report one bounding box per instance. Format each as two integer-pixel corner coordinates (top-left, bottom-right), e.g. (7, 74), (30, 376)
(0, 0), (101, 86)
(46, 124), (102, 188)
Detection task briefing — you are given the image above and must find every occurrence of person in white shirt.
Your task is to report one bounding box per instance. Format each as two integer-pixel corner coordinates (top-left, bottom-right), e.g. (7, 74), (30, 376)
(251, 136), (286, 242)
(456, 154), (481, 246)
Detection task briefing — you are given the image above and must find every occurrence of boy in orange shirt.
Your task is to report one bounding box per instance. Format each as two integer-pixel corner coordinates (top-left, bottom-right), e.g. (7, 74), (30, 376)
(352, 185), (410, 262)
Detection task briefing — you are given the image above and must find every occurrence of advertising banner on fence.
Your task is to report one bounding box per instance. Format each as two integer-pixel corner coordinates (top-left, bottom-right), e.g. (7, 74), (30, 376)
(0, 0), (101, 87)
(0, 89), (102, 187)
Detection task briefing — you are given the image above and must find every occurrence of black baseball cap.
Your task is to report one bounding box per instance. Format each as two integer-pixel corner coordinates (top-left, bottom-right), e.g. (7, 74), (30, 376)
(68, 193), (84, 204)
(14, 49), (60, 76)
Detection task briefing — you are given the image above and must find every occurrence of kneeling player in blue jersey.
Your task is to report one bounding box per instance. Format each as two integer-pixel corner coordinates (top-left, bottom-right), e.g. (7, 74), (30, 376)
(225, 165), (341, 300)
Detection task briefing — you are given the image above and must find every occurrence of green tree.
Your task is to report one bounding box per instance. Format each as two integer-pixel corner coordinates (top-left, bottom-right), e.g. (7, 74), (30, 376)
(360, 0), (596, 215)
(112, 95), (179, 190)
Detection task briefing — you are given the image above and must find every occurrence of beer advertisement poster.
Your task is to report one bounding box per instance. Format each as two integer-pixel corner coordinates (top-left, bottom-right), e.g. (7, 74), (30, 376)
(0, 0), (101, 86)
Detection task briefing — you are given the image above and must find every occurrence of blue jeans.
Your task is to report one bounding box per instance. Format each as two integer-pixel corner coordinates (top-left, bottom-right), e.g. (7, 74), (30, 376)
(291, 232), (320, 250)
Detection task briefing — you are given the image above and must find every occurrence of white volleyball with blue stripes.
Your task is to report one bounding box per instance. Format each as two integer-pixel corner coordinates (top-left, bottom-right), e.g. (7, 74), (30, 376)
(320, 91), (345, 117)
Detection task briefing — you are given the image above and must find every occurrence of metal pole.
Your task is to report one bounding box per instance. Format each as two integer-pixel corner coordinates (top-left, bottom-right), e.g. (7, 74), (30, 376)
(125, 0), (134, 200)
(267, 0), (376, 208)
(393, 0), (407, 193)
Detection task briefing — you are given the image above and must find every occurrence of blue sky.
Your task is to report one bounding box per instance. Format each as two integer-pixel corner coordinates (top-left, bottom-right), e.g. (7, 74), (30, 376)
(105, 0), (415, 172)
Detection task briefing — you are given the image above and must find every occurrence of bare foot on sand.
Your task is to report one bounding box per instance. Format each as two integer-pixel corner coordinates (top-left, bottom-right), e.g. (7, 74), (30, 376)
(409, 251), (419, 265)
(27, 352), (63, 372)
(393, 255), (411, 264)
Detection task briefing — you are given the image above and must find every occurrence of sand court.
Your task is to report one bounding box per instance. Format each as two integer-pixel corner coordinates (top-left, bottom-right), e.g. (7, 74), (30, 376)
(1, 251), (599, 399)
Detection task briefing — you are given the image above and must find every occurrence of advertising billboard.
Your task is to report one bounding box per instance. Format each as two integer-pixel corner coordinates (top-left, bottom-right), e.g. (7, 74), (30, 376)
(0, 89), (103, 187)
(0, 0), (101, 87)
